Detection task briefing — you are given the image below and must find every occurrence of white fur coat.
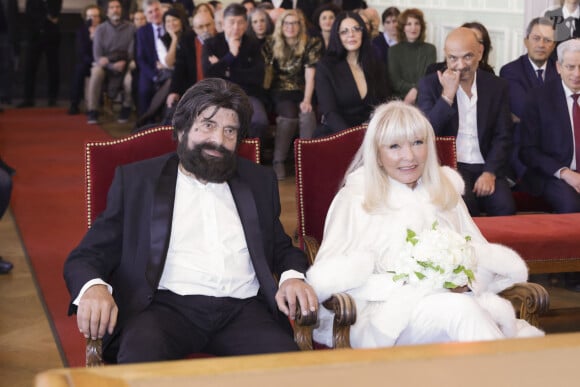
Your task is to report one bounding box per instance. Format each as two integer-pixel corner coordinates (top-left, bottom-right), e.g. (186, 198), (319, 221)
(306, 166), (543, 348)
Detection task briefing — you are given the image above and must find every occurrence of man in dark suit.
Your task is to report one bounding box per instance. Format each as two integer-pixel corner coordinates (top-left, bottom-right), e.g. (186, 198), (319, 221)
(64, 78), (317, 364)
(519, 38), (580, 213)
(135, 0), (165, 116)
(166, 9), (216, 109)
(417, 27), (515, 216)
(499, 17), (558, 181)
(203, 3), (268, 139)
(371, 6), (399, 68)
(18, 0), (62, 108)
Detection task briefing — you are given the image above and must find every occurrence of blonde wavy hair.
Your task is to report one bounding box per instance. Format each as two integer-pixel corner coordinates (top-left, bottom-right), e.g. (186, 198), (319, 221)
(271, 9), (308, 62)
(346, 101), (459, 212)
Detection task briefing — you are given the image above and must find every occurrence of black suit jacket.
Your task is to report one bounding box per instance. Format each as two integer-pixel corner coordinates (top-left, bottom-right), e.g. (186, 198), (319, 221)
(417, 69), (514, 177)
(64, 153), (308, 348)
(202, 33), (265, 98)
(519, 79), (575, 195)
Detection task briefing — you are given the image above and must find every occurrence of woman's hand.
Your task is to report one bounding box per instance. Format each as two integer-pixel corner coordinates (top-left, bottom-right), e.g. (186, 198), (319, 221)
(300, 101), (312, 113)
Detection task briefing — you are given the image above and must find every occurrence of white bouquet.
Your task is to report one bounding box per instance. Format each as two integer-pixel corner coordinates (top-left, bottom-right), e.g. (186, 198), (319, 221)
(389, 222), (476, 290)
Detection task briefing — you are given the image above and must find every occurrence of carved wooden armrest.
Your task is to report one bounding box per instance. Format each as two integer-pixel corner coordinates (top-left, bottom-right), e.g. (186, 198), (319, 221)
(86, 338), (103, 367)
(499, 282), (550, 328)
(322, 292), (357, 349)
(294, 303), (318, 351)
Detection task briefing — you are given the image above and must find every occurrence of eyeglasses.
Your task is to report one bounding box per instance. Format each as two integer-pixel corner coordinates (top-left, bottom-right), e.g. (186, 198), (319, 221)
(528, 34), (554, 44)
(282, 21), (300, 27)
(339, 25), (364, 36)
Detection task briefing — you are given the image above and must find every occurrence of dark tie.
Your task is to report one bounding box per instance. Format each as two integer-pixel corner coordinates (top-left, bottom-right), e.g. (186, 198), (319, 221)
(572, 94), (580, 159)
(157, 26), (163, 39)
(536, 69), (544, 85)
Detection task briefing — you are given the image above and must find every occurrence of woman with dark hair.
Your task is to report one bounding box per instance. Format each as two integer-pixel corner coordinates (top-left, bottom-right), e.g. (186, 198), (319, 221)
(262, 9), (322, 179)
(247, 7), (274, 46)
(311, 3), (341, 51)
(388, 8), (436, 104)
(314, 11), (390, 137)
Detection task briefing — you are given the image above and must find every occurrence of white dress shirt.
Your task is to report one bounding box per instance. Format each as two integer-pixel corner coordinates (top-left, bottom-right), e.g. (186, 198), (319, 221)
(153, 23), (169, 68)
(456, 74), (485, 164)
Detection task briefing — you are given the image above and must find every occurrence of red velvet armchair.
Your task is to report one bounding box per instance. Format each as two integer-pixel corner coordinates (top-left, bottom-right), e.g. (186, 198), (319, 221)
(83, 126), (267, 366)
(294, 125), (549, 349)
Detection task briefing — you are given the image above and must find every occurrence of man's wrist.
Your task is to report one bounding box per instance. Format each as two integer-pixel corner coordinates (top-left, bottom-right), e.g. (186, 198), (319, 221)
(441, 94), (453, 105)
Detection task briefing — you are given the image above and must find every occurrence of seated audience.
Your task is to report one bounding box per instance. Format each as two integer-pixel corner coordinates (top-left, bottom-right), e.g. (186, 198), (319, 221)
(69, 4), (103, 115)
(203, 4), (269, 140)
(500, 17), (558, 182)
(360, 7), (380, 38)
(64, 78), (317, 364)
(86, 0), (136, 124)
(388, 8), (436, 104)
(136, 7), (187, 127)
(247, 7), (274, 46)
(311, 3), (340, 51)
(306, 101), (543, 349)
(98, 0), (136, 20)
(166, 9), (215, 109)
(242, 0), (256, 14)
(519, 38), (580, 213)
(159, 0), (195, 17)
(372, 6), (399, 68)
(314, 11), (390, 137)
(417, 27), (515, 217)
(132, 10), (147, 28)
(262, 9), (322, 180)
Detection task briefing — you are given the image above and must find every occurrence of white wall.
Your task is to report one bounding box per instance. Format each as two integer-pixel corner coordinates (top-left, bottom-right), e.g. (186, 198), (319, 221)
(367, 0), (559, 70)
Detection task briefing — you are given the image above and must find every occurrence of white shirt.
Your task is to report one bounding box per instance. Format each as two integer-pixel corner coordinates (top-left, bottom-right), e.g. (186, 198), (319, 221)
(153, 23), (169, 68)
(527, 57), (547, 81)
(562, 5), (580, 37)
(383, 31), (397, 47)
(558, 81), (578, 174)
(157, 168), (259, 297)
(73, 167), (303, 305)
(456, 74), (485, 164)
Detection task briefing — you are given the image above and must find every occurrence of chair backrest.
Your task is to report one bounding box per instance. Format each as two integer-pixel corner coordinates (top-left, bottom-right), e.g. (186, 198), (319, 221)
(294, 125), (456, 244)
(85, 126), (261, 227)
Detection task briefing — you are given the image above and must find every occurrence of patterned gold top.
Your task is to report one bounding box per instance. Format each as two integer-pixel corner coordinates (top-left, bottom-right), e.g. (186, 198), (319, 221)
(262, 36), (322, 92)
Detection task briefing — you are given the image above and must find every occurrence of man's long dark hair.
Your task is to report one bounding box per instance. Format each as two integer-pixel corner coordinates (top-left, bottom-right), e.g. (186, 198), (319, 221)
(172, 78), (253, 143)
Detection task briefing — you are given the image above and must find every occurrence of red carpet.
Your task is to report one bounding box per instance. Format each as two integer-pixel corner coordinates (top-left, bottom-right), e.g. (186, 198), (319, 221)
(0, 108), (112, 367)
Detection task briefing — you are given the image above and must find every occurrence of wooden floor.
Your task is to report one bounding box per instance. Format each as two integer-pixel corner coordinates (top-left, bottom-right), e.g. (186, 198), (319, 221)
(2, 158), (580, 386)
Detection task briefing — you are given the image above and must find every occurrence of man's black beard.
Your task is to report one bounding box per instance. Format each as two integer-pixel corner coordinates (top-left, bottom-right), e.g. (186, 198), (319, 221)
(177, 140), (237, 183)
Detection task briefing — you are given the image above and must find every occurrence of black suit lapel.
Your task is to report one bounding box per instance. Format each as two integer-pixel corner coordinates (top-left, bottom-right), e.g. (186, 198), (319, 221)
(475, 70), (488, 143)
(228, 173), (279, 314)
(146, 154), (179, 288)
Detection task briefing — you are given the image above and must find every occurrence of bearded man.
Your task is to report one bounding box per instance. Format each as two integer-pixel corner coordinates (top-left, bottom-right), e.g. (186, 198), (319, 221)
(64, 78), (317, 364)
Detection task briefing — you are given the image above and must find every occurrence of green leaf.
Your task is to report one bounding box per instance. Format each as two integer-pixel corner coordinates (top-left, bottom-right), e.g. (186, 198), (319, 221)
(414, 271), (426, 280)
(465, 235), (471, 242)
(392, 273), (409, 282)
(406, 229), (418, 246)
(453, 265), (465, 274)
(431, 221), (439, 230)
(444, 281), (457, 289)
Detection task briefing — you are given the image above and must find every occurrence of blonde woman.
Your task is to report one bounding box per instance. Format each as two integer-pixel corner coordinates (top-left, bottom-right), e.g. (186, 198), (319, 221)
(307, 101), (543, 349)
(262, 9), (322, 180)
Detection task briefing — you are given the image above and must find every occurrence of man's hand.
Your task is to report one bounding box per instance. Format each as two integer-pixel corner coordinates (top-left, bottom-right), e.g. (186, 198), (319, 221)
(437, 69), (460, 103)
(403, 87), (418, 105)
(275, 279), (318, 320)
(77, 284), (118, 340)
(97, 57), (109, 67)
(208, 55), (219, 64)
(473, 171), (496, 197)
(111, 60), (127, 73)
(561, 168), (580, 193)
(166, 93), (180, 108)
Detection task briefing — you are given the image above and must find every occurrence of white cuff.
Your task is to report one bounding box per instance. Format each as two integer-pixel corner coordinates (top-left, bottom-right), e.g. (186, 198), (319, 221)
(72, 279), (113, 306)
(278, 269), (305, 286)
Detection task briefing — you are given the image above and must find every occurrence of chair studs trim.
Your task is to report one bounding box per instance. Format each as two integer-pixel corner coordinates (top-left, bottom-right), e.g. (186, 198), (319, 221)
(85, 126), (175, 228)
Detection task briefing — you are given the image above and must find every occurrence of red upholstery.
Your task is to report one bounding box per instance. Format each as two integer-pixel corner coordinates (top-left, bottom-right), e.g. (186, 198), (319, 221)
(294, 124), (457, 245)
(474, 213), (580, 273)
(85, 126), (261, 227)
